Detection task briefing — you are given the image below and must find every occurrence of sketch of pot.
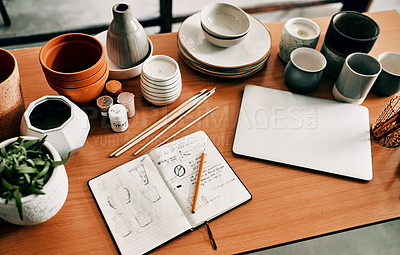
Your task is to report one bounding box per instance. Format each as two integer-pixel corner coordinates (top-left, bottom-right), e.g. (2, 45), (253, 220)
(129, 164), (149, 185)
(116, 186), (131, 204)
(135, 210), (152, 228)
(142, 185), (161, 203)
(113, 213), (132, 238)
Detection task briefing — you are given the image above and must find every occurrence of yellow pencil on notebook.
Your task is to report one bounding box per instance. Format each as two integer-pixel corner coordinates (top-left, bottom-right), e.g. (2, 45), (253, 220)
(192, 150), (206, 213)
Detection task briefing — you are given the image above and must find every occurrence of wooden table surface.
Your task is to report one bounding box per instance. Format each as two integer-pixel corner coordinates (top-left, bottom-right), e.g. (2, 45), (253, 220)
(1, 10), (400, 255)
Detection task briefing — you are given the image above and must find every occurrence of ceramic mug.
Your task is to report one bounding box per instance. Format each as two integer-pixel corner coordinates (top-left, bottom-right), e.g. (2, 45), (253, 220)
(278, 17), (320, 63)
(320, 41), (346, 79)
(324, 11), (380, 56)
(371, 52), (400, 97)
(333, 53), (382, 104)
(284, 47), (326, 93)
(321, 11), (379, 79)
(0, 48), (25, 141)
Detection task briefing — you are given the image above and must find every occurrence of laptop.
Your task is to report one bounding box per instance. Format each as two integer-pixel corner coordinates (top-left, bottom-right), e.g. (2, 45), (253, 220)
(233, 85), (373, 181)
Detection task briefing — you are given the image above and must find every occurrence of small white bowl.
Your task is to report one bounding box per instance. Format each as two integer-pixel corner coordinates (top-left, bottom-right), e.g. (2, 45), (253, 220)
(200, 3), (250, 39)
(201, 23), (246, 47)
(95, 31), (153, 80)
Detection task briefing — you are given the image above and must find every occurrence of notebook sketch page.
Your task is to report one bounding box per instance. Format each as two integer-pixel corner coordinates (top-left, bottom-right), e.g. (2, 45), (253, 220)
(148, 131), (251, 228)
(88, 154), (191, 255)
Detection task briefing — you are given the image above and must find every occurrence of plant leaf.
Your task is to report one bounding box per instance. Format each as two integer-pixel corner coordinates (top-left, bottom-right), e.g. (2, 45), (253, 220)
(1, 145), (8, 157)
(16, 164), (37, 174)
(32, 136), (47, 151)
(24, 173), (31, 184)
(25, 186), (45, 195)
(13, 189), (23, 220)
(0, 159), (5, 175)
(52, 152), (71, 167)
(21, 138), (40, 150)
(33, 161), (50, 182)
(1, 178), (18, 190)
(32, 158), (46, 166)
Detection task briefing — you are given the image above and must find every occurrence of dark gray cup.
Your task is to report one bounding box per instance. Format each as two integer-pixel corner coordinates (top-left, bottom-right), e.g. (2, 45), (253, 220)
(371, 52), (400, 97)
(325, 11), (380, 56)
(284, 47), (327, 93)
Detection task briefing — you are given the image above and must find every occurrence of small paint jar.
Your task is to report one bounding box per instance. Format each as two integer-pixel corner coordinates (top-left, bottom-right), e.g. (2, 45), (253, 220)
(96, 95), (113, 117)
(105, 80), (123, 98)
(117, 92), (135, 118)
(108, 104), (128, 133)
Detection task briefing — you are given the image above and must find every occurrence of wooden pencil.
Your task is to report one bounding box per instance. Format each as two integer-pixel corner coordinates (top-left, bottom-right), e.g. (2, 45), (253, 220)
(109, 89), (208, 157)
(133, 89), (215, 155)
(192, 150), (206, 213)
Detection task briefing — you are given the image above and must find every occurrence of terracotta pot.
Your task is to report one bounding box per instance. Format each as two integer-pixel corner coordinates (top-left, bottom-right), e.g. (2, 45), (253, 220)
(44, 60), (108, 89)
(47, 66), (108, 105)
(0, 136), (68, 226)
(0, 48), (25, 141)
(39, 33), (106, 82)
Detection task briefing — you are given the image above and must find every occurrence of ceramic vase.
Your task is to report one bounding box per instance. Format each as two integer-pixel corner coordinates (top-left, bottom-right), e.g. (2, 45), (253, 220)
(0, 136), (69, 226)
(107, 3), (149, 69)
(0, 48), (25, 141)
(20, 95), (90, 158)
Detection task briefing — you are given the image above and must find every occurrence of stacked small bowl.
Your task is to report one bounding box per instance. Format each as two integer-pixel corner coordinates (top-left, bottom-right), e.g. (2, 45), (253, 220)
(200, 3), (250, 48)
(140, 55), (182, 106)
(39, 33), (109, 105)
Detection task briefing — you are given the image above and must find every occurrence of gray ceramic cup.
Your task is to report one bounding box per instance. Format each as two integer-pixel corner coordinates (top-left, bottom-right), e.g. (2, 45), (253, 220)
(333, 53), (382, 104)
(371, 52), (400, 97)
(278, 17), (320, 63)
(284, 47), (327, 93)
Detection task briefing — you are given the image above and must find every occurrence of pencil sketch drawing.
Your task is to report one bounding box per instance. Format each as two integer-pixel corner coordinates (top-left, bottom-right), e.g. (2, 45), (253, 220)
(129, 164), (149, 185)
(113, 213), (132, 238)
(142, 185), (161, 203)
(174, 164), (186, 177)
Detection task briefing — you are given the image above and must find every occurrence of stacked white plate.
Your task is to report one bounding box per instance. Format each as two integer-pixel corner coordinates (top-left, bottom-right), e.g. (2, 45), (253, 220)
(140, 55), (182, 106)
(140, 72), (182, 105)
(177, 12), (272, 78)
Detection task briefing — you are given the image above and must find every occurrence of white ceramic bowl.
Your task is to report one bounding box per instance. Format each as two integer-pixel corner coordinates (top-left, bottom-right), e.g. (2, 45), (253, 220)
(200, 3), (250, 39)
(201, 23), (246, 47)
(95, 31), (153, 80)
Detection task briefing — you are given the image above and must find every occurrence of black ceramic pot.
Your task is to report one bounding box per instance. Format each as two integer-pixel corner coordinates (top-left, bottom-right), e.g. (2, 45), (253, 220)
(324, 11), (380, 56)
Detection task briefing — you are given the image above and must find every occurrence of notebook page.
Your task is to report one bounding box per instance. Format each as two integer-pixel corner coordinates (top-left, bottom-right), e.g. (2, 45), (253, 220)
(88, 154), (191, 255)
(148, 131), (251, 228)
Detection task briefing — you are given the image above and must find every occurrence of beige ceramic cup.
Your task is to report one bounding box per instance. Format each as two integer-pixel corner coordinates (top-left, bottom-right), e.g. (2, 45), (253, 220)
(278, 17), (320, 63)
(0, 49), (25, 141)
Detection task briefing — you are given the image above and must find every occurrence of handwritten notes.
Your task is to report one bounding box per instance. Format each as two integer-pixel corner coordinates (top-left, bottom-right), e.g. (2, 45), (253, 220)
(89, 131), (251, 254)
(148, 131), (251, 227)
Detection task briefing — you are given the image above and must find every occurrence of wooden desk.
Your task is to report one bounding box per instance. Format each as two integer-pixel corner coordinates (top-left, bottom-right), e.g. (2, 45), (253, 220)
(1, 10), (400, 255)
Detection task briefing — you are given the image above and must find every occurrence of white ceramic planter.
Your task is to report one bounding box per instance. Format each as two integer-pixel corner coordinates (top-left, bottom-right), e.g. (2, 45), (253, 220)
(20, 95), (90, 158)
(0, 136), (69, 225)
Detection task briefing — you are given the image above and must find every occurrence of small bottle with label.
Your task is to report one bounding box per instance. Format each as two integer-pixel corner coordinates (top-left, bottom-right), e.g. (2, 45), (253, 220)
(108, 104), (128, 133)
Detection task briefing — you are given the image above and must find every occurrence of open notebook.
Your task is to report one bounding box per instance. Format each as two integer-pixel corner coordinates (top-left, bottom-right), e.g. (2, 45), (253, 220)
(88, 131), (251, 255)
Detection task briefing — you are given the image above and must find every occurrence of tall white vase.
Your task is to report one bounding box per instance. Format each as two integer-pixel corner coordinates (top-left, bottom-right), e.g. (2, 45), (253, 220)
(107, 3), (149, 69)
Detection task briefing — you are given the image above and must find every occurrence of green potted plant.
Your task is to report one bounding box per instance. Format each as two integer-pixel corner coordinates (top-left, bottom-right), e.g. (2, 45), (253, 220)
(0, 136), (69, 225)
